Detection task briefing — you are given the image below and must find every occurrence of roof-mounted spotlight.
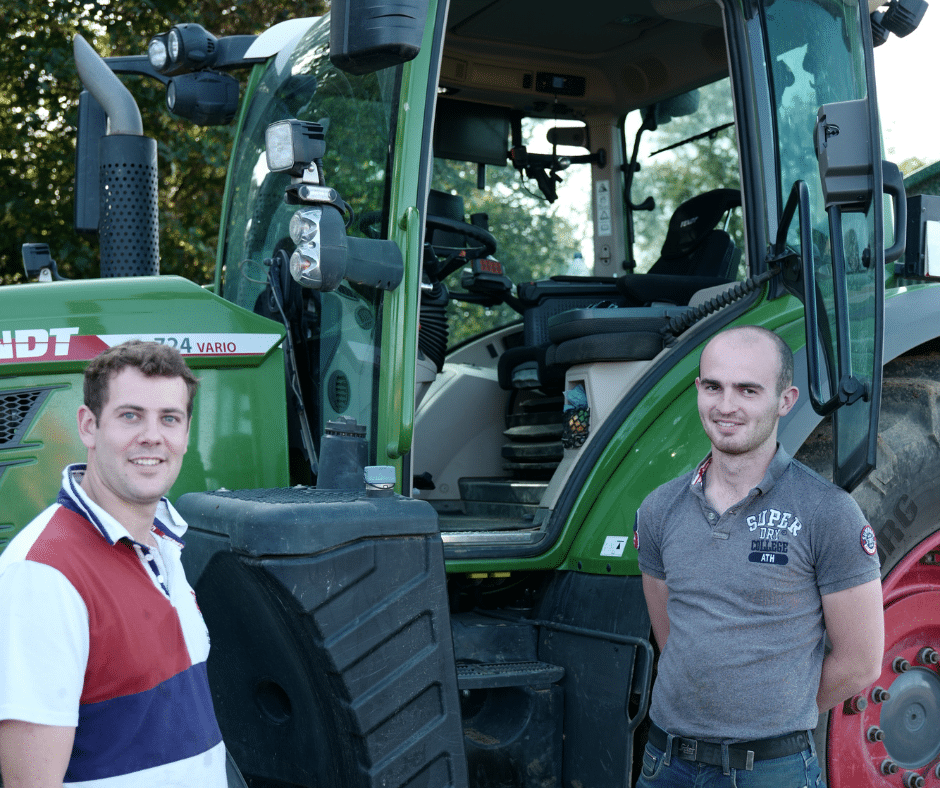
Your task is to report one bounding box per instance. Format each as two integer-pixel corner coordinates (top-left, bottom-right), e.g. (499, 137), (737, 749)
(166, 71), (240, 126)
(882, 0), (928, 36)
(148, 23), (218, 76)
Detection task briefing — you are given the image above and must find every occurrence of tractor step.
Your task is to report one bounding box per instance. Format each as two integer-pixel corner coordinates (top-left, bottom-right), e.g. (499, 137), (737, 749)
(457, 477), (549, 519)
(456, 660), (565, 690)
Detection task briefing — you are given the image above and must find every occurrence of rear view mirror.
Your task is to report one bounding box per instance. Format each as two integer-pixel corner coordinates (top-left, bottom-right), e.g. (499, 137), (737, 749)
(330, 0), (430, 75)
(654, 90), (700, 126)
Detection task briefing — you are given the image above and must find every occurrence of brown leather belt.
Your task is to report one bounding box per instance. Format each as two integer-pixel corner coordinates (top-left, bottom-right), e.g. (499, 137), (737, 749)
(647, 723), (811, 771)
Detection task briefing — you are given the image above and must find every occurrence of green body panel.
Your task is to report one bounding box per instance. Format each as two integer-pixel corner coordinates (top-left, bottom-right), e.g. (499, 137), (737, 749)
(0, 277), (289, 547)
(376, 4), (440, 469)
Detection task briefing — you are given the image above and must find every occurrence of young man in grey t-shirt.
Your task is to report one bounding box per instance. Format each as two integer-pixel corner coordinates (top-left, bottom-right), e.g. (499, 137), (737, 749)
(636, 325), (883, 788)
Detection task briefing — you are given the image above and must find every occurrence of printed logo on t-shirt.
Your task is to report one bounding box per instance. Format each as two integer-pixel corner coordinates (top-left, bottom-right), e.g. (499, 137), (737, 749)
(860, 524), (877, 556)
(746, 509), (802, 536)
(746, 508), (801, 565)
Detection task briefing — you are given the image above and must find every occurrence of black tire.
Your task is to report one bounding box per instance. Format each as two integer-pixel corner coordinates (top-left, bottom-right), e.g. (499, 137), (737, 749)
(797, 344), (940, 786)
(798, 346), (940, 575)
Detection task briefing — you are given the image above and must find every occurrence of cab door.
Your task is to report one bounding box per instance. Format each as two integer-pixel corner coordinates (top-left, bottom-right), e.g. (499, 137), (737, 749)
(760, 0), (891, 490)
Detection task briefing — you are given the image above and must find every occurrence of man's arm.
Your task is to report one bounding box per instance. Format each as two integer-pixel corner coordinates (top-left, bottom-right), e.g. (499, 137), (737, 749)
(641, 572), (670, 650)
(817, 578), (884, 712)
(0, 719), (74, 788)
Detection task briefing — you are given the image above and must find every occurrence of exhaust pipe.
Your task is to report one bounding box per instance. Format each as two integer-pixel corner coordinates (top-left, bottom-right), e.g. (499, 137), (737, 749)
(73, 35), (159, 277)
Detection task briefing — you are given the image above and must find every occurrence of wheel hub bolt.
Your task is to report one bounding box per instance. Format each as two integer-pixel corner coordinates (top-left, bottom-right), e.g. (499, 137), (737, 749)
(867, 726), (884, 742)
(844, 694), (868, 714)
(882, 759), (899, 775)
(893, 656), (912, 673)
(872, 686), (891, 703)
(902, 772), (925, 788)
(916, 647), (939, 666)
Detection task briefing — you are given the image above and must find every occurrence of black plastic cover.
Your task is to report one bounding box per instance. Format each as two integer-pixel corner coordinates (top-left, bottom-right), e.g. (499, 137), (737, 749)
(815, 99), (874, 210)
(329, 0), (430, 75)
(75, 91), (106, 234)
(176, 487), (468, 788)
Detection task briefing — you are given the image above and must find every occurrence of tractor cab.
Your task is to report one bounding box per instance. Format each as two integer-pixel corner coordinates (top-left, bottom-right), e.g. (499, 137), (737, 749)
(210, 0), (895, 564)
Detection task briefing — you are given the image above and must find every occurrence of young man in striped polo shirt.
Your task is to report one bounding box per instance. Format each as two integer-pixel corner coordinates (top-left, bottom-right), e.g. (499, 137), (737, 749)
(0, 341), (226, 787)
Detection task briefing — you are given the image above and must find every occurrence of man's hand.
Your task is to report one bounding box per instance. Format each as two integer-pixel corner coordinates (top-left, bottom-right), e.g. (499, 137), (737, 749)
(817, 578), (884, 712)
(0, 719), (74, 788)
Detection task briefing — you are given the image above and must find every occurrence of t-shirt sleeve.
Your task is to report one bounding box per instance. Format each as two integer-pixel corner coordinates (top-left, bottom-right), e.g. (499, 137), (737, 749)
(636, 497), (666, 579)
(0, 561), (89, 726)
(811, 491), (882, 596)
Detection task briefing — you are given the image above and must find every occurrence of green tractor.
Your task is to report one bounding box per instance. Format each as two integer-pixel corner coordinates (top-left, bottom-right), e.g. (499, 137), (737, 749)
(3, 0), (940, 786)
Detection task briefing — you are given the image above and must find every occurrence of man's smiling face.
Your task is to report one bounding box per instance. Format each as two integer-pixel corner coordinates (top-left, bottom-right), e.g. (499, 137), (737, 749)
(695, 329), (796, 458)
(78, 366), (190, 519)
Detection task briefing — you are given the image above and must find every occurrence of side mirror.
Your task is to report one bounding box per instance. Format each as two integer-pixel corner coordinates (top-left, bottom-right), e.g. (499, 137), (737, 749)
(329, 0), (430, 75)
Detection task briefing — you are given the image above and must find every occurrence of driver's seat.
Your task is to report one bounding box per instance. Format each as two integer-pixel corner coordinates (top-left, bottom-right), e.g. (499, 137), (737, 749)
(616, 187), (741, 306)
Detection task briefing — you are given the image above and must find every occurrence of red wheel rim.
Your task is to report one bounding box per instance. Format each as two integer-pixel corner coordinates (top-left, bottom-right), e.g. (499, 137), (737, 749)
(828, 531), (940, 788)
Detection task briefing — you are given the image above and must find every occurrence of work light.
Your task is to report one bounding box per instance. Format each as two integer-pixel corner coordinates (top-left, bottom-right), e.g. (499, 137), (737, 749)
(265, 120), (326, 176)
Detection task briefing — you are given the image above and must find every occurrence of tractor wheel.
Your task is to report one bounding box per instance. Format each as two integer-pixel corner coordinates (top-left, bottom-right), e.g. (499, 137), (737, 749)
(796, 346), (940, 788)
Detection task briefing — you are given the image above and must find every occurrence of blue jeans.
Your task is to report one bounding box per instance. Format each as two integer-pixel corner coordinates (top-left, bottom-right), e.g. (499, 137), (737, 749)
(636, 740), (824, 788)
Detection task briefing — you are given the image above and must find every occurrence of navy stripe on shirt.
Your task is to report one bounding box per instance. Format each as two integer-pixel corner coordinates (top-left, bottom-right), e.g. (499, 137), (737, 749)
(65, 661), (222, 782)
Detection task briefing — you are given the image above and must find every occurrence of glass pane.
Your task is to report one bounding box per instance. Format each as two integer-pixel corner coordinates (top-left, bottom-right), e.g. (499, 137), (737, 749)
(430, 123), (585, 346)
(218, 16), (401, 466)
(626, 77), (743, 276)
(765, 0), (881, 486)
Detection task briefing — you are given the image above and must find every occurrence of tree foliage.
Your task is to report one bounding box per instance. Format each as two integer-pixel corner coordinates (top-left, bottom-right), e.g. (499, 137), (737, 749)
(1, 0), (327, 285)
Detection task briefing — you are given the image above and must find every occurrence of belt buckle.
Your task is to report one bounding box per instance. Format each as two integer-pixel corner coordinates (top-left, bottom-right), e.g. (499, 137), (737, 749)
(677, 739), (698, 761)
(745, 750), (755, 771)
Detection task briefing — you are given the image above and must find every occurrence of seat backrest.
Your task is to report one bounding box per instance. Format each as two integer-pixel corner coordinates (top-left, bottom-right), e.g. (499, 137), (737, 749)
(649, 188), (741, 279)
(616, 188), (741, 306)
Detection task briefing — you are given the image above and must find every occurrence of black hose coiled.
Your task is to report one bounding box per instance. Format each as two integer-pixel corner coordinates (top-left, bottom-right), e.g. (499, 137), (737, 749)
(663, 265), (782, 342)
(419, 283), (450, 372)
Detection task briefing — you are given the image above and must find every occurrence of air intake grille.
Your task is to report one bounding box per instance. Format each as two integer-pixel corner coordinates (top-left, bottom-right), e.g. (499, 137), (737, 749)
(0, 386), (62, 449)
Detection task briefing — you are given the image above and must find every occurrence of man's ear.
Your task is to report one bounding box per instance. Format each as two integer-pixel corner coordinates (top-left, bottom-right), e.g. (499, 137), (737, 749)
(77, 405), (97, 450)
(778, 385), (799, 417)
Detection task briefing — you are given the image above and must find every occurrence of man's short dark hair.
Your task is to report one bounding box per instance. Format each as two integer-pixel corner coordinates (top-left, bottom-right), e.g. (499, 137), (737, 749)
(84, 341), (199, 421)
(701, 326), (794, 395)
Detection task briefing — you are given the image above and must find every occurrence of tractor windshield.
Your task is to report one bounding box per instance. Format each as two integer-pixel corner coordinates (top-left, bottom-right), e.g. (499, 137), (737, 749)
(218, 16), (402, 477)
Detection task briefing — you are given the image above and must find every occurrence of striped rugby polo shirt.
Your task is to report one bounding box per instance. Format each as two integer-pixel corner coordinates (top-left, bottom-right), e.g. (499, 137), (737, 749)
(0, 465), (225, 787)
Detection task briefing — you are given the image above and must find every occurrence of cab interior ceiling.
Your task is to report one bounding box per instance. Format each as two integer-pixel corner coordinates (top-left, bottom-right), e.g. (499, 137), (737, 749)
(440, 0), (728, 118)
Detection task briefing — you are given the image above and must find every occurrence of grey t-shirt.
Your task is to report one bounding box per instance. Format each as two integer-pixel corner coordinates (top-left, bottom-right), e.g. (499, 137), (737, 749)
(636, 445), (880, 742)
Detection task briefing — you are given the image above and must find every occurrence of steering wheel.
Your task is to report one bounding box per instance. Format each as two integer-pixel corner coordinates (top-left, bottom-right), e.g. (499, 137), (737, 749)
(359, 211), (499, 264)
(425, 214), (498, 261)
